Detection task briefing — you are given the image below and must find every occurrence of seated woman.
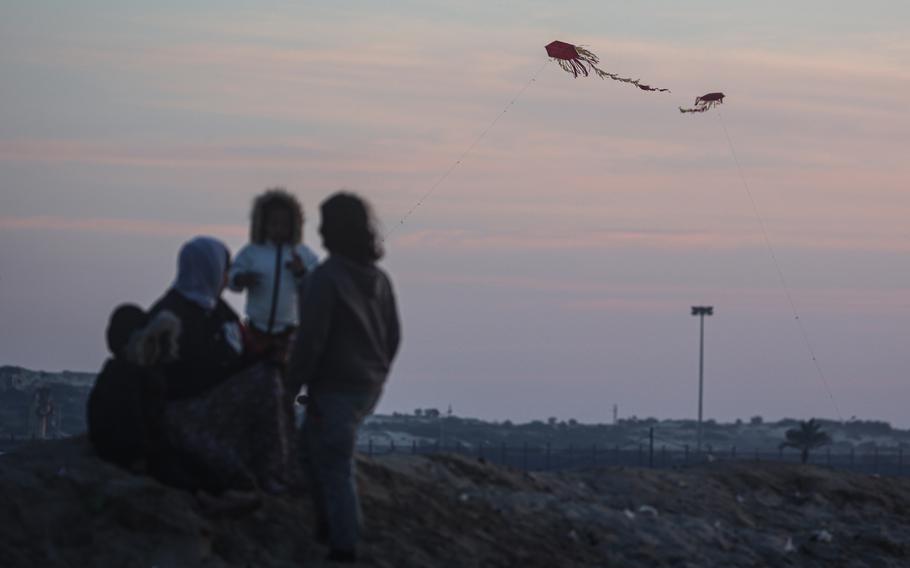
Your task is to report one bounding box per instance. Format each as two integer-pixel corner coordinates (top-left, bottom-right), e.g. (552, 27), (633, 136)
(149, 236), (290, 494)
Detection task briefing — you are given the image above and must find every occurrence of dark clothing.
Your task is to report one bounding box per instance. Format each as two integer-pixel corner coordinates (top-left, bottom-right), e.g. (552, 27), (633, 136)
(288, 256), (400, 396)
(87, 358), (218, 492)
(149, 289), (250, 400)
(164, 363), (290, 491)
(87, 358), (166, 468)
(146, 289), (289, 492)
(290, 253), (400, 555)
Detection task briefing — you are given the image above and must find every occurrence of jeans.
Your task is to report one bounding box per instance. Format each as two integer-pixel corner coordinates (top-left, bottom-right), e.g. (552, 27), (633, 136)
(299, 390), (380, 552)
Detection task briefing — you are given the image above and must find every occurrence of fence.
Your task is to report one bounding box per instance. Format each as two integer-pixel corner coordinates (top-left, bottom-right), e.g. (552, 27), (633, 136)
(359, 435), (908, 477)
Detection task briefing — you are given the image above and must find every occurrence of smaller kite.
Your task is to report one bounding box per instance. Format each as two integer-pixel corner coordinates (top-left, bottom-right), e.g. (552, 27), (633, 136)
(679, 92), (725, 113)
(545, 40), (670, 93)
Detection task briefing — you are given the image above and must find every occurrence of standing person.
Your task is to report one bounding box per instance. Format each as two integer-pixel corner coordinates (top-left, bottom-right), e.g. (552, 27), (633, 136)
(229, 188), (319, 366)
(150, 236), (290, 494)
(288, 192), (401, 563)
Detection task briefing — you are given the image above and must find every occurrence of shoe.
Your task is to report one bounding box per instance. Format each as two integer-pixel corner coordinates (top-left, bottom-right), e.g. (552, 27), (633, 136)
(326, 549), (357, 563)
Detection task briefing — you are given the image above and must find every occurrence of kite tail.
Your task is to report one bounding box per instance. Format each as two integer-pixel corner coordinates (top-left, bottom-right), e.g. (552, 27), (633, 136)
(679, 106), (710, 113)
(679, 100), (722, 113)
(594, 69), (671, 93)
(637, 84), (671, 93)
(555, 43), (670, 92)
(557, 58), (589, 78)
(574, 46), (670, 93)
(573, 45), (602, 67)
(556, 59), (576, 77)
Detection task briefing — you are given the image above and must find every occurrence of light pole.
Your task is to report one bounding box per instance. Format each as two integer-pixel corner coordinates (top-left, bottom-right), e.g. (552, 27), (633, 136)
(691, 306), (714, 453)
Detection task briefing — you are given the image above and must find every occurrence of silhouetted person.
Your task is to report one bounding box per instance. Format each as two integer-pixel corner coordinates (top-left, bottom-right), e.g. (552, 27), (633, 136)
(149, 236), (290, 494)
(289, 192), (401, 563)
(228, 188), (319, 365)
(87, 304), (167, 469)
(87, 303), (214, 491)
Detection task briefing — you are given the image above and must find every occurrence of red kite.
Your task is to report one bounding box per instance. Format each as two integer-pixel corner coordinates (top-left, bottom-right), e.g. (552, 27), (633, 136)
(545, 40), (670, 93)
(680, 92), (725, 113)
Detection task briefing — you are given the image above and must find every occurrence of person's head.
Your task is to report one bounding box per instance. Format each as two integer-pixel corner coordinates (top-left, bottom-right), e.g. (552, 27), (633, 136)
(319, 192), (383, 264)
(105, 305), (180, 365)
(106, 304), (148, 358)
(173, 236), (231, 311)
(250, 188), (304, 245)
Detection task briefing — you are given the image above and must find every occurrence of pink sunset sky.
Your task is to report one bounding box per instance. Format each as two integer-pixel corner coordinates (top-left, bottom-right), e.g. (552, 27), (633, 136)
(1, 2), (908, 425)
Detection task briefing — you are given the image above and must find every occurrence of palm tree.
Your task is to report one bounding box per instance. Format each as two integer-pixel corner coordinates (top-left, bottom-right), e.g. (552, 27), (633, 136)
(779, 419), (832, 464)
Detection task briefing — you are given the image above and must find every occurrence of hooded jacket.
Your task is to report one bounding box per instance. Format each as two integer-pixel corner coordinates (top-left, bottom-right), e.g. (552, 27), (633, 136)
(228, 190), (319, 333)
(151, 236), (249, 400)
(288, 255), (400, 396)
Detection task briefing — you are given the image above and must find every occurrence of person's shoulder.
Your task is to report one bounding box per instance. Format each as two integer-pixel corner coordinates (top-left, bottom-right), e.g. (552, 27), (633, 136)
(214, 298), (241, 322)
(149, 289), (181, 315)
(233, 243), (256, 258)
(95, 358), (121, 382)
(368, 261), (393, 283)
(304, 257), (344, 290)
(92, 358), (139, 392)
(377, 265), (396, 295)
(295, 244), (320, 262)
(151, 290), (205, 326)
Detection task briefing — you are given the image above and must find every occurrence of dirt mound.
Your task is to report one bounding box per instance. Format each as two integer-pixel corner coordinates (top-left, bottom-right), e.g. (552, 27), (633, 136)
(2, 438), (909, 567)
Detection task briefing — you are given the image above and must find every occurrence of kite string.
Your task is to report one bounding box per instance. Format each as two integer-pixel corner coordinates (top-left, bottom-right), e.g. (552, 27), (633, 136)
(716, 110), (844, 422)
(385, 59), (551, 238)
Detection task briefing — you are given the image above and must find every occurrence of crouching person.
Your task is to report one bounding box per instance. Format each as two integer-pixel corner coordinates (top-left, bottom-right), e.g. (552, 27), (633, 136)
(88, 304), (174, 472)
(288, 193), (401, 563)
(87, 304), (218, 492)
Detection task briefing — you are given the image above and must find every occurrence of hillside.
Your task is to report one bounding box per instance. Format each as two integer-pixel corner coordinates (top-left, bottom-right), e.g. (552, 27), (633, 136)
(360, 413), (910, 457)
(0, 366), (95, 438)
(3, 366), (909, 456)
(1, 437), (909, 567)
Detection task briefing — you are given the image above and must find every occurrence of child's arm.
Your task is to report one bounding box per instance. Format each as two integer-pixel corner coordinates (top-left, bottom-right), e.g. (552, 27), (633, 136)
(228, 246), (259, 291)
(287, 245), (320, 280)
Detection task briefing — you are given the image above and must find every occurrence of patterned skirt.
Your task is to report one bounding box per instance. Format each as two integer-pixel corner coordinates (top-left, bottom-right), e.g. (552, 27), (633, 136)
(164, 363), (289, 492)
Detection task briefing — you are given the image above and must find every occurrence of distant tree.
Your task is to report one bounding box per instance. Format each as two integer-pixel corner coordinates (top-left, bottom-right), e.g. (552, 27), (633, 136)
(750, 415), (763, 426)
(424, 408), (441, 418)
(414, 408), (423, 417)
(502, 420), (514, 428)
(547, 417), (558, 427)
(568, 418), (578, 427)
(735, 418), (743, 426)
(845, 420), (892, 437)
(779, 419), (832, 464)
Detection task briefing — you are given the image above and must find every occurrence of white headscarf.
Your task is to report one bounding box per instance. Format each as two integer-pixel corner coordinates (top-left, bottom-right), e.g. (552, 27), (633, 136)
(173, 236), (230, 311)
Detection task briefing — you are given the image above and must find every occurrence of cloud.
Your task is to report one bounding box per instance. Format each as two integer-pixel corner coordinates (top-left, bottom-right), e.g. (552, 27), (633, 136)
(0, 215), (245, 238)
(392, 227), (910, 254)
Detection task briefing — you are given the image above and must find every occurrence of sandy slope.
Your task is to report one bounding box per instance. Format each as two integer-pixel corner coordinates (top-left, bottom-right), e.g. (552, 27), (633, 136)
(1, 437), (908, 567)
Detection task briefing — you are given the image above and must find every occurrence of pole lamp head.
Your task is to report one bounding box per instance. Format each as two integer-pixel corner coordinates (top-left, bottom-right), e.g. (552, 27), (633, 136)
(691, 306), (714, 316)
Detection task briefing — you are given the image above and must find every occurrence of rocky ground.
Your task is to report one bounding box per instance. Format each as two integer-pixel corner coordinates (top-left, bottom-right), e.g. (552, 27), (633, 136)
(1, 437), (909, 567)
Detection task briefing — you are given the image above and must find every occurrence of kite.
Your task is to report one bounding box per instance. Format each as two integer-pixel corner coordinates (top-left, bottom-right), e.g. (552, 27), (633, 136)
(680, 92), (725, 113)
(545, 41), (670, 93)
